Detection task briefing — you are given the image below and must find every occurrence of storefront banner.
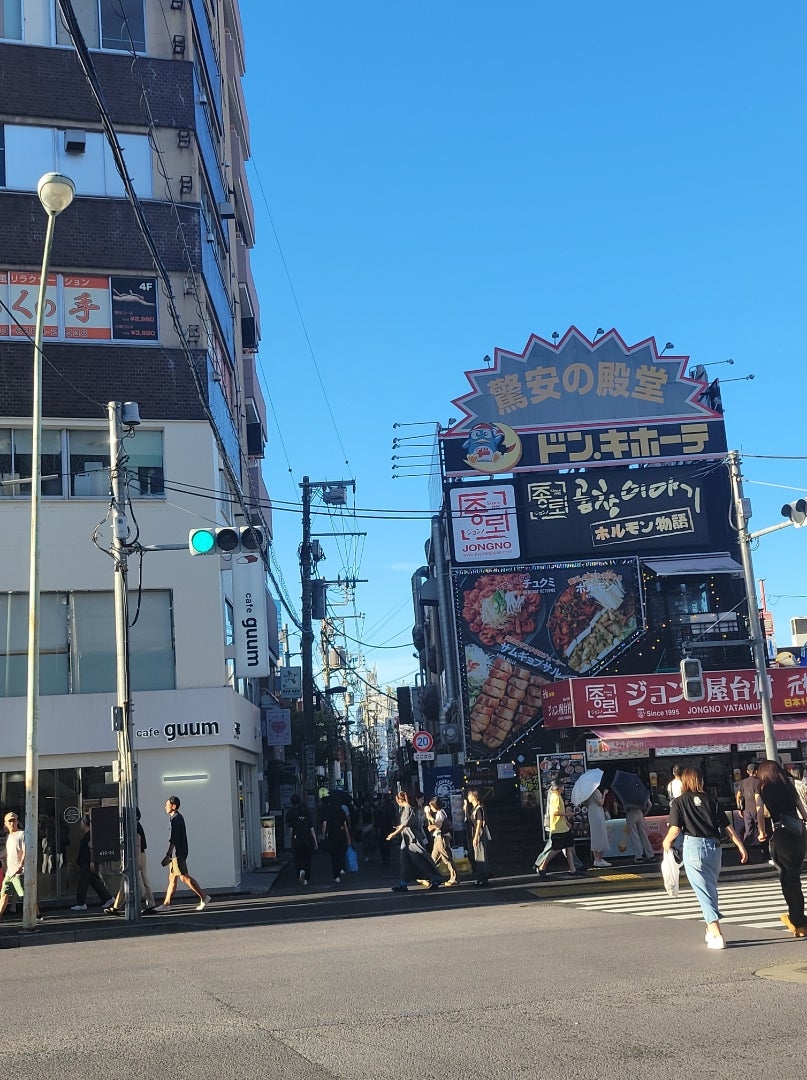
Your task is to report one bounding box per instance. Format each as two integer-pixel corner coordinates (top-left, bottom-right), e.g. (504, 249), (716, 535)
(1, 271), (158, 341)
(455, 558), (643, 759)
(587, 737), (732, 759)
(232, 555), (271, 678)
(517, 463), (734, 559)
(544, 668), (807, 728)
(442, 420), (728, 476)
(449, 481), (520, 563)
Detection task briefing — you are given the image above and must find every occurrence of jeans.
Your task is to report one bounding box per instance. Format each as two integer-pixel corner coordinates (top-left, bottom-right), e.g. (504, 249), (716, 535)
(770, 824), (807, 927)
(683, 835), (722, 925)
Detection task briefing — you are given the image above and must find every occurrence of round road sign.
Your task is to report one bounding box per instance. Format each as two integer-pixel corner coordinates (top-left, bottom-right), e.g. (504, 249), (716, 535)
(413, 730), (434, 753)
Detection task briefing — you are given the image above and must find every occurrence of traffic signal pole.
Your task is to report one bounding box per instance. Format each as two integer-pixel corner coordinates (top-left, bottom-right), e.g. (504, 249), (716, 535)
(728, 449), (779, 762)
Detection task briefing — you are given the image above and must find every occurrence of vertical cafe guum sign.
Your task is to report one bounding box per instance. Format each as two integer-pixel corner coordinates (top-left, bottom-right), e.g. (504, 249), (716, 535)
(440, 328), (727, 475)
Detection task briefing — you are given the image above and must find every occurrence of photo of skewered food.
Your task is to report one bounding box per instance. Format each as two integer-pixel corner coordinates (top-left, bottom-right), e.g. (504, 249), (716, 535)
(469, 651), (548, 750)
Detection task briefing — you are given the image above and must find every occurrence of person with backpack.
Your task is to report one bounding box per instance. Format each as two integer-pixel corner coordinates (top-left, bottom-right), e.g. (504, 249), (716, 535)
(285, 794), (318, 887)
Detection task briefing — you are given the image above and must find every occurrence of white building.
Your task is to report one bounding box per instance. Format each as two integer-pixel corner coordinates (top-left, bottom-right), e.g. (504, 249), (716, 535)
(0, 0), (277, 899)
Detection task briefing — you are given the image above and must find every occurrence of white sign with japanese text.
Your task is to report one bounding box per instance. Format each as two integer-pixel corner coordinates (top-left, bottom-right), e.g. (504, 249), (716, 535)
(450, 483), (520, 563)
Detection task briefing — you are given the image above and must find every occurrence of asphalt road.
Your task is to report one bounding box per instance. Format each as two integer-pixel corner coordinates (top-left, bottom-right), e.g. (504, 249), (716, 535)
(4, 858), (807, 1079)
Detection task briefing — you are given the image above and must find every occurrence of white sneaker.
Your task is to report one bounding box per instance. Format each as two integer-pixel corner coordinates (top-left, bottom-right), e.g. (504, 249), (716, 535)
(299, 869), (306, 885)
(153, 904), (171, 912)
(706, 933), (726, 950)
(195, 894), (212, 911)
(333, 876), (341, 885)
(70, 904), (87, 911)
(593, 860), (612, 868)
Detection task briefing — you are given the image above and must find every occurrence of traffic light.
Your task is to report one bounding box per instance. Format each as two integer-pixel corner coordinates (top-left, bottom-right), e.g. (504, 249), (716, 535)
(188, 525), (266, 555)
(680, 657), (705, 701)
(781, 499), (807, 527)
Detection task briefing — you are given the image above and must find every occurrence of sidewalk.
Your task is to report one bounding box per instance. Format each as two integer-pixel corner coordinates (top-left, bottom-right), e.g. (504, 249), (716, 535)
(0, 857), (290, 950)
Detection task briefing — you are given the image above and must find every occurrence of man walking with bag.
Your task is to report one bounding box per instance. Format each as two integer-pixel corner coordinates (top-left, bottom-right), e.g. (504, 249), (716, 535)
(154, 796), (210, 912)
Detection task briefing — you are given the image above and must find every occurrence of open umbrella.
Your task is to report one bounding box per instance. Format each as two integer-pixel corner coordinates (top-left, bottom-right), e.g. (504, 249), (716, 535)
(610, 770), (651, 811)
(570, 768), (604, 807)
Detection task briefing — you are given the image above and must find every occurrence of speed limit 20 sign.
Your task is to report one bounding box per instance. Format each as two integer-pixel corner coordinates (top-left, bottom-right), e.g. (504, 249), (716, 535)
(413, 730), (434, 753)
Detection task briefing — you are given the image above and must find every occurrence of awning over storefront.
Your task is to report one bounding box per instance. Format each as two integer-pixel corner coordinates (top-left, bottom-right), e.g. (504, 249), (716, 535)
(643, 553), (743, 576)
(589, 716), (807, 752)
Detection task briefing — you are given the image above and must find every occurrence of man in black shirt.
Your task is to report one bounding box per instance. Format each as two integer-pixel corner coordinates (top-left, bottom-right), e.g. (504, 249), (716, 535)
(154, 796), (210, 912)
(286, 794), (317, 886)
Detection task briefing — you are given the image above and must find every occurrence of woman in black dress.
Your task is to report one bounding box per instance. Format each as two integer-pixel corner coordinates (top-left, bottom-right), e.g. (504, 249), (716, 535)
(754, 759), (807, 937)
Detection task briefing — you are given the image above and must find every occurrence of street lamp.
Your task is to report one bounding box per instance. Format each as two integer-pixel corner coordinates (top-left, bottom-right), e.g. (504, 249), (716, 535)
(23, 172), (75, 929)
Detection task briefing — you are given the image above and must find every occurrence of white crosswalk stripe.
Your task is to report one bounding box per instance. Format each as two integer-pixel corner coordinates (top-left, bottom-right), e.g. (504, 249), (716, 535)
(554, 877), (799, 933)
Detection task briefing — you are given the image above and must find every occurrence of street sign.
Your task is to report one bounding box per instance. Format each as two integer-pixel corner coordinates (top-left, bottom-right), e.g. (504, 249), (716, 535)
(413, 730), (434, 753)
(413, 751), (435, 762)
(279, 666), (302, 698)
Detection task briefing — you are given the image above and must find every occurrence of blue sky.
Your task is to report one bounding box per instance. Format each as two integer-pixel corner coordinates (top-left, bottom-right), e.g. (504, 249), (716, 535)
(241, 1), (807, 685)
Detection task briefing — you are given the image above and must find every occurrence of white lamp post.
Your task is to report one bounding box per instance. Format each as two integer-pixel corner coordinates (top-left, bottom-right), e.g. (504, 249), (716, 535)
(23, 172), (74, 929)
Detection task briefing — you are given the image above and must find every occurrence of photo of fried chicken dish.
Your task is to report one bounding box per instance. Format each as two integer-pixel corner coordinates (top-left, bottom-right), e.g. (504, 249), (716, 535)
(461, 572), (542, 647)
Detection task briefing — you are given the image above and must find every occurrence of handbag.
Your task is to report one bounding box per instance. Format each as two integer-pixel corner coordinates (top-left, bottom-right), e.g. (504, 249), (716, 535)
(345, 845), (359, 873)
(661, 848), (681, 897)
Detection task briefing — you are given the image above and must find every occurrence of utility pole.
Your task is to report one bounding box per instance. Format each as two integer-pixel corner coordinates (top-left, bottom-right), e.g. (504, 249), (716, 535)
(728, 449), (778, 762)
(299, 477), (356, 805)
(300, 477), (316, 807)
(109, 401), (140, 922)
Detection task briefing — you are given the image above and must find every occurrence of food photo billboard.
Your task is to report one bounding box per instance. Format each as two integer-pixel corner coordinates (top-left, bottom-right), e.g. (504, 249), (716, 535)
(453, 557), (645, 759)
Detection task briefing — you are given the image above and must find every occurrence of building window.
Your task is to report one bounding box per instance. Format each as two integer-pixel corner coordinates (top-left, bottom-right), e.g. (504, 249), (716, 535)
(1, 125), (152, 198)
(0, 0), (22, 41)
(0, 427), (164, 499)
(55, 0), (145, 52)
(0, 589), (175, 698)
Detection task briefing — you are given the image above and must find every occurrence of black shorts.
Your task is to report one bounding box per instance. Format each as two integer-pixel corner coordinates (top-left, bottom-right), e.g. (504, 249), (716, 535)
(170, 856), (189, 877)
(550, 832), (574, 851)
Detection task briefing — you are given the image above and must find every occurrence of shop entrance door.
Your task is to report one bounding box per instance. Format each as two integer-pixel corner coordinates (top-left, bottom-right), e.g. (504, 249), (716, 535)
(237, 762), (257, 872)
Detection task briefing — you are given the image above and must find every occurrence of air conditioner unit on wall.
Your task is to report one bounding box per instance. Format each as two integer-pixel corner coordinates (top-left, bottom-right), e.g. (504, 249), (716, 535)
(64, 130), (86, 154)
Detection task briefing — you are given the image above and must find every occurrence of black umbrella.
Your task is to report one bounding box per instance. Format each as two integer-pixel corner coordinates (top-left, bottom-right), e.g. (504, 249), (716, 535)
(610, 771), (651, 812)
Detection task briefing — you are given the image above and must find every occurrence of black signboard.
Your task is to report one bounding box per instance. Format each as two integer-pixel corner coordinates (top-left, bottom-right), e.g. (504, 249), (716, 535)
(441, 419), (727, 475)
(111, 276), (158, 340)
(517, 462), (733, 560)
(454, 558), (644, 760)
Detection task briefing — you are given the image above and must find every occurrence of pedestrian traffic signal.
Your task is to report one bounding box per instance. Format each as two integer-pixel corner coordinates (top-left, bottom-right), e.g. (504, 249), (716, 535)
(680, 657), (705, 701)
(781, 499), (807, 528)
(188, 525), (266, 555)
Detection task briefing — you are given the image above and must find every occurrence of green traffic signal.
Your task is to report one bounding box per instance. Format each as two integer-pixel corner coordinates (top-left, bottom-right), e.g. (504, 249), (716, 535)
(189, 528), (216, 555)
(188, 525), (266, 555)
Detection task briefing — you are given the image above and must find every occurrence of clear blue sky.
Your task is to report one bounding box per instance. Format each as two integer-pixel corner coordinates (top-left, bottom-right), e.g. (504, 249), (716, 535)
(241, 1), (807, 685)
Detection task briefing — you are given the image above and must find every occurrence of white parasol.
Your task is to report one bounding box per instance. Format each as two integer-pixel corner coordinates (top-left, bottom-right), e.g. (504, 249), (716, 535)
(570, 768), (604, 806)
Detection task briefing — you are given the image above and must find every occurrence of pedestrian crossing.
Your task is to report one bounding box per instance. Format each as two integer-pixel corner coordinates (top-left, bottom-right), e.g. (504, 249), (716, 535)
(553, 876), (799, 934)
